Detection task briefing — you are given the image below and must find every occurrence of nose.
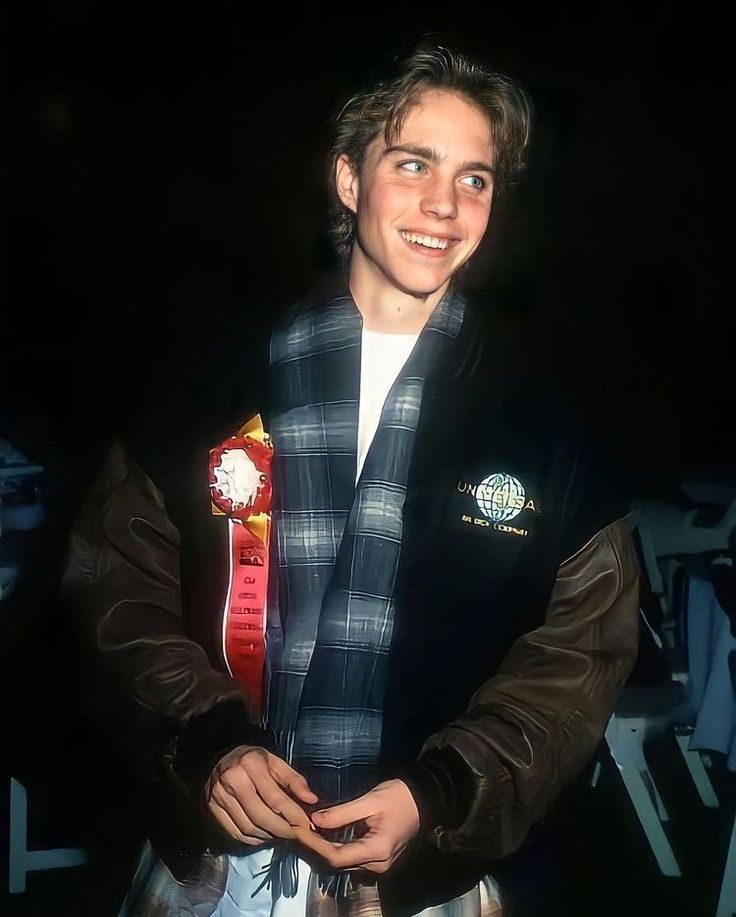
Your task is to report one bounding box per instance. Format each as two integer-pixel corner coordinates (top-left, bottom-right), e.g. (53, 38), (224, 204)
(420, 176), (458, 220)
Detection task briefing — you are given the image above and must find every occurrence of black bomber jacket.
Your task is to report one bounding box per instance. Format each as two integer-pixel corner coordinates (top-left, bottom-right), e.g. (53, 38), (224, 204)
(61, 286), (639, 913)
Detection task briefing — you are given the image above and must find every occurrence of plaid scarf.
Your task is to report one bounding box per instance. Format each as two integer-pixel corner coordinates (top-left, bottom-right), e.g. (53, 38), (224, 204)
(263, 289), (464, 894)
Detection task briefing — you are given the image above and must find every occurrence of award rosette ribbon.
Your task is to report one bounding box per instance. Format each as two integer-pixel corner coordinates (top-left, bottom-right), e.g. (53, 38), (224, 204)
(208, 414), (272, 716)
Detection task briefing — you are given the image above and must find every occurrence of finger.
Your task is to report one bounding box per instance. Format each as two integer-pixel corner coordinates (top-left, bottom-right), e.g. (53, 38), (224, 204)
(291, 823), (339, 860)
(347, 859), (392, 875)
(207, 798), (270, 847)
(210, 783), (273, 841)
(320, 837), (391, 870)
(242, 754), (314, 829)
(311, 796), (373, 829)
(213, 772), (296, 840)
(246, 799), (298, 840)
(250, 771), (314, 829)
(268, 757), (319, 804)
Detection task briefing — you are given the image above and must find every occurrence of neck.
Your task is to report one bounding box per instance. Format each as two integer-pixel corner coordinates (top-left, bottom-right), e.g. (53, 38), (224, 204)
(348, 247), (451, 334)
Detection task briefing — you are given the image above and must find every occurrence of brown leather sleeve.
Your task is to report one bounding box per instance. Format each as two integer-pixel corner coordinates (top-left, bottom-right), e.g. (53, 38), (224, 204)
(61, 440), (265, 791)
(419, 517), (640, 860)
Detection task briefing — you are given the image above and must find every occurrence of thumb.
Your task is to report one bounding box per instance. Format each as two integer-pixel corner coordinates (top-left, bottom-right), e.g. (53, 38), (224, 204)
(312, 795), (371, 829)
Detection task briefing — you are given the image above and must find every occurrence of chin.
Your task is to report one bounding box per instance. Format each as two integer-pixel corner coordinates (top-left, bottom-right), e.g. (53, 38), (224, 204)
(393, 267), (456, 299)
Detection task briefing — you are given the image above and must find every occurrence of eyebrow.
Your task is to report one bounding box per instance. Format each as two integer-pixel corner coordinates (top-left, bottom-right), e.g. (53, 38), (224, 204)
(383, 143), (495, 176)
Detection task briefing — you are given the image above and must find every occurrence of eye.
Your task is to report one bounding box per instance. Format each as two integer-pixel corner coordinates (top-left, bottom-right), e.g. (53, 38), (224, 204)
(399, 160), (427, 175)
(461, 175), (486, 190)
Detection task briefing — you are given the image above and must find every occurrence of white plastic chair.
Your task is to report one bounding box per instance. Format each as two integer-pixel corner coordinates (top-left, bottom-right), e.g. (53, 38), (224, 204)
(716, 810), (736, 917)
(604, 706), (681, 877)
(8, 777), (88, 894)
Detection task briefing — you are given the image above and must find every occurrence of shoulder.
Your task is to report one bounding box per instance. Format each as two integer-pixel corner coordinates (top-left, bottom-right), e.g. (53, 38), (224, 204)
(449, 299), (570, 446)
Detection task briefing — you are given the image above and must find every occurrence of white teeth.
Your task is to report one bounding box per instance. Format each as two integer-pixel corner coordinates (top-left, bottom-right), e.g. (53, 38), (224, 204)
(400, 231), (450, 250)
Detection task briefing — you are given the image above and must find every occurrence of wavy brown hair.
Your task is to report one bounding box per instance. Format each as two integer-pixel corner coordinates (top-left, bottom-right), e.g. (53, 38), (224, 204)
(329, 45), (532, 260)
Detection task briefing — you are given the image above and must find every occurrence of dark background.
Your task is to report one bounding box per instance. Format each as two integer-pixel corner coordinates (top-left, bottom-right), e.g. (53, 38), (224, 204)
(2, 3), (735, 914)
(5, 3), (734, 490)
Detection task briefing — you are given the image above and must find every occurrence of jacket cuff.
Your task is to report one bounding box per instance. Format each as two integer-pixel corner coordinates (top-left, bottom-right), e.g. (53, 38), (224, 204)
(168, 699), (275, 797)
(400, 746), (476, 834)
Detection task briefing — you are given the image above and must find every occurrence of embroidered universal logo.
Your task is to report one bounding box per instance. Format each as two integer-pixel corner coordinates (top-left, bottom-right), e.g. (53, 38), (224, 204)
(456, 472), (540, 537)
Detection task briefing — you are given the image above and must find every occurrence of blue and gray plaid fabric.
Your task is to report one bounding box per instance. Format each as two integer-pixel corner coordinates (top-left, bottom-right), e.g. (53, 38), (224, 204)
(266, 291), (464, 863)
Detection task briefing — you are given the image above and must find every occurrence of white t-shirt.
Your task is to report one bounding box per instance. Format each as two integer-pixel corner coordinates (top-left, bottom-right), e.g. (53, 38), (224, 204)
(356, 328), (419, 482)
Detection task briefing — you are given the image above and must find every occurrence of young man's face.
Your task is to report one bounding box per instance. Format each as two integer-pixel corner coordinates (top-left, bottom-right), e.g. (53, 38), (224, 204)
(337, 88), (495, 300)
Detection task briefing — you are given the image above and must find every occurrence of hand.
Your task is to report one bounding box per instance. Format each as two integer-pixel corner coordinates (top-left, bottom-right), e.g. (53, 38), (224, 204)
(205, 745), (319, 848)
(309, 779), (420, 875)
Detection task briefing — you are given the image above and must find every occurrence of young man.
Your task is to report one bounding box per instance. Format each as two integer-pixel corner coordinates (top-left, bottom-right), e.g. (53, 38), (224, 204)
(63, 46), (639, 915)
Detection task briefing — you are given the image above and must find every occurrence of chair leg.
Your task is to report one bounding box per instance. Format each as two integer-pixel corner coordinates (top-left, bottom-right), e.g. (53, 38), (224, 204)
(607, 717), (672, 819)
(616, 763), (682, 877)
(8, 777), (88, 894)
(640, 768), (671, 822)
(674, 730), (720, 808)
(9, 777), (28, 893)
(605, 717), (681, 878)
(716, 812), (736, 917)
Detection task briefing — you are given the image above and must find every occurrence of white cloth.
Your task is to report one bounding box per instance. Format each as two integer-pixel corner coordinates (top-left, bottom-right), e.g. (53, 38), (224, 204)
(213, 849), (502, 915)
(686, 568), (736, 770)
(356, 329), (419, 482)
(213, 851), (311, 916)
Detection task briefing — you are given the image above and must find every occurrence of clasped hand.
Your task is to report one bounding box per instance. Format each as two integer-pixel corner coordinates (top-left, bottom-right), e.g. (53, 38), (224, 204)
(205, 746), (419, 874)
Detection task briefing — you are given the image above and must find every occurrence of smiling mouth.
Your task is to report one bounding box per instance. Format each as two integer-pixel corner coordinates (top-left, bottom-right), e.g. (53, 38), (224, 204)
(399, 230), (454, 250)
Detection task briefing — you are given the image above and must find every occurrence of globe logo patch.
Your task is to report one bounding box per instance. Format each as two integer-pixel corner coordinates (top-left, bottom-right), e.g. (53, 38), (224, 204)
(475, 473), (526, 523)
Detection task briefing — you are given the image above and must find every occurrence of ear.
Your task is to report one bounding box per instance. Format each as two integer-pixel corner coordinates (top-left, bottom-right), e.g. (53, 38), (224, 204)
(335, 153), (359, 214)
